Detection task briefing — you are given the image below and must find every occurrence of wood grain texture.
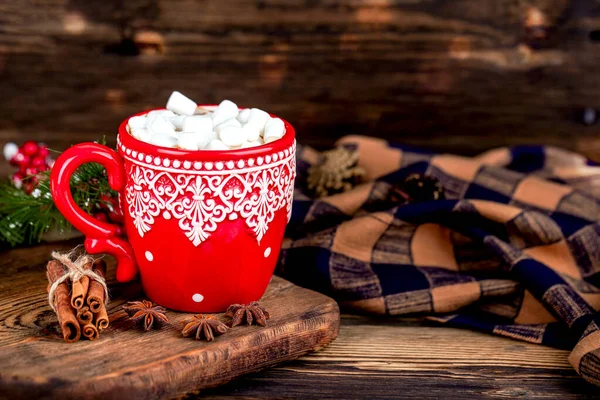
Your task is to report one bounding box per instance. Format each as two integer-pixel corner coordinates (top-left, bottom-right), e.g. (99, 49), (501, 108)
(0, 240), (340, 399)
(200, 317), (600, 399)
(1, 0), (600, 162)
(2, 243), (600, 398)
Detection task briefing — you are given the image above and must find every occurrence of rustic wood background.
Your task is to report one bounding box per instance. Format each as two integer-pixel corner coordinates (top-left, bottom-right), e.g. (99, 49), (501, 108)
(1, 0), (600, 163)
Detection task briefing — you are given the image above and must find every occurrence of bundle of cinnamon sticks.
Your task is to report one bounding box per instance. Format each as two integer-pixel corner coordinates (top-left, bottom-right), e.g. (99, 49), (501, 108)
(46, 259), (109, 342)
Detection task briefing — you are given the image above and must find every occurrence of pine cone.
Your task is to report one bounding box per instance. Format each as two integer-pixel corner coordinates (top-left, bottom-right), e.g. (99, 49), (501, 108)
(401, 174), (445, 202)
(307, 147), (365, 198)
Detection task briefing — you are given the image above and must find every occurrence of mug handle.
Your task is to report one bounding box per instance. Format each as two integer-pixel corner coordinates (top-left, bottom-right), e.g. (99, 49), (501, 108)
(50, 143), (138, 282)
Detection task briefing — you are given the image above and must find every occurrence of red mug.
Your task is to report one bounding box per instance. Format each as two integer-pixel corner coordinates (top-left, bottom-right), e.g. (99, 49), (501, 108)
(50, 107), (296, 312)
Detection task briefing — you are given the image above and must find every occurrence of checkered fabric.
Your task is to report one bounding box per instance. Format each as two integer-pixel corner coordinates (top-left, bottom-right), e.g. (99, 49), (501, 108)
(277, 135), (600, 386)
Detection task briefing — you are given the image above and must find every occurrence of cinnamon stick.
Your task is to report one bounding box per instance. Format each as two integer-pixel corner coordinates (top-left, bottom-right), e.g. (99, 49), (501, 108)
(76, 306), (93, 325)
(86, 260), (106, 313)
(94, 306), (109, 331)
(71, 260), (92, 309)
(81, 322), (99, 340)
(46, 260), (81, 343)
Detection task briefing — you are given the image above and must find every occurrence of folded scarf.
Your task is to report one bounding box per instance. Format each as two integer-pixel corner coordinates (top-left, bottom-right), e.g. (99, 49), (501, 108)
(278, 135), (600, 386)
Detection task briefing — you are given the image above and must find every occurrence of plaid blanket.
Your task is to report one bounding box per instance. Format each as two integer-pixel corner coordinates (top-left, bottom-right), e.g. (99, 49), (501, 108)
(278, 135), (600, 386)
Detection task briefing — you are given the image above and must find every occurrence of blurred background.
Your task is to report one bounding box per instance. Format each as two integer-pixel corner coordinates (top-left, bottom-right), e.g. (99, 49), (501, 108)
(1, 0), (599, 177)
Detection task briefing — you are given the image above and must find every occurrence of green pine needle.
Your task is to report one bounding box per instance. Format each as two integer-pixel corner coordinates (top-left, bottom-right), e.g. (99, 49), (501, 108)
(0, 139), (115, 247)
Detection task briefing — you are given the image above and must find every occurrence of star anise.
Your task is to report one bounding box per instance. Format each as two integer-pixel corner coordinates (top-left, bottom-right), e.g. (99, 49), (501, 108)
(123, 300), (169, 331)
(182, 314), (228, 341)
(226, 301), (270, 327)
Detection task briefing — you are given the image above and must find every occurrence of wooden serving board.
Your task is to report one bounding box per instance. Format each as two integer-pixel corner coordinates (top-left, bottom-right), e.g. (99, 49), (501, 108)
(0, 241), (340, 399)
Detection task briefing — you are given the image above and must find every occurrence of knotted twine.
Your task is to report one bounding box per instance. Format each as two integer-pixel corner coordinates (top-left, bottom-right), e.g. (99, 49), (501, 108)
(47, 250), (109, 312)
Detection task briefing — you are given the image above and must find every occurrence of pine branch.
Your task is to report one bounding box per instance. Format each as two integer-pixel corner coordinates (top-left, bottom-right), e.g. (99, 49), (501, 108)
(0, 179), (62, 246)
(0, 140), (115, 247)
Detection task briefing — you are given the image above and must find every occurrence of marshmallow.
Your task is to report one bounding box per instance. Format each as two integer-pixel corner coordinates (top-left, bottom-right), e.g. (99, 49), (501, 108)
(131, 128), (153, 143)
(197, 131), (217, 149)
(215, 118), (241, 134)
(166, 91), (198, 116)
(264, 118), (285, 141)
(212, 100), (238, 126)
(147, 113), (176, 137)
(147, 110), (175, 119)
(241, 124), (260, 142)
(219, 126), (246, 147)
(206, 139), (230, 151)
(241, 141), (262, 148)
(170, 115), (185, 130)
(151, 134), (178, 148)
(129, 93), (284, 151)
(246, 108), (271, 133)
(177, 133), (199, 150)
(237, 108), (251, 124)
(128, 115), (147, 130)
(182, 115), (213, 133)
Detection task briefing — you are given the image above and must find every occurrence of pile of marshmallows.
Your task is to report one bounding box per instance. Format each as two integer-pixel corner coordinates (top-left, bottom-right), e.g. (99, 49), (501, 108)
(127, 91), (286, 150)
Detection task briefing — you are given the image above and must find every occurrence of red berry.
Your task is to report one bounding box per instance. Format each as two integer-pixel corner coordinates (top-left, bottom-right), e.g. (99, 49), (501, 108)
(31, 156), (47, 169)
(10, 152), (30, 167)
(25, 167), (38, 177)
(94, 212), (109, 222)
(22, 176), (38, 194)
(109, 197), (121, 209)
(37, 146), (49, 158)
(22, 141), (39, 156)
(108, 210), (124, 223)
(97, 196), (110, 211)
(11, 172), (24, 189)
(115, 225), (125, 237)
(98, 194), (121, 212)
(23, 183), (34, 194)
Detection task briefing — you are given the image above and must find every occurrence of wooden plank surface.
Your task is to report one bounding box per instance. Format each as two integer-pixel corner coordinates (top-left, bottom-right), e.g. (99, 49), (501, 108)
(200, 316), (600, 399)
(1, 1), (600, 159)
(1, 242), (600, 398)
(0, 240), (340, 399)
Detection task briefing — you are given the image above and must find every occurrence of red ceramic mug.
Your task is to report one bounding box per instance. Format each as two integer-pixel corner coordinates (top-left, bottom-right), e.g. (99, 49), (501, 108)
(50, 107), (296, 312)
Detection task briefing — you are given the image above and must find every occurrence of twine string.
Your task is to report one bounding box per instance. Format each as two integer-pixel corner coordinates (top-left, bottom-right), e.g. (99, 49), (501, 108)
(47, 250), (109, 312)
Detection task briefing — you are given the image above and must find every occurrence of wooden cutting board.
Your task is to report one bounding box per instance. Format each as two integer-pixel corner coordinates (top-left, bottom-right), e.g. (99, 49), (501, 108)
(0, 241), (340, 399)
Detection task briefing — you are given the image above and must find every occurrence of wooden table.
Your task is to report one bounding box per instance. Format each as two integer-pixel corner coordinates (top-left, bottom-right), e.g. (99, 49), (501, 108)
(1, 242), (600, 399)
(201, 317), (600, 399)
